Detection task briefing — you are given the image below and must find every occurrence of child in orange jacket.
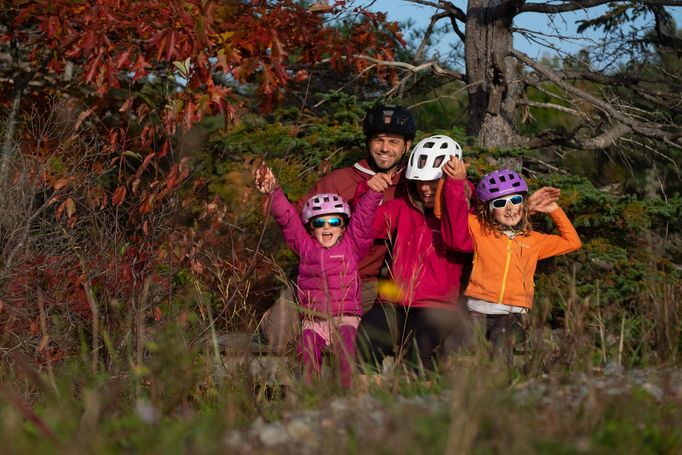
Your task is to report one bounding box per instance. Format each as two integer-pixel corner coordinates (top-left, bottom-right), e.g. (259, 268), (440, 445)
(442, 165), (582, 354)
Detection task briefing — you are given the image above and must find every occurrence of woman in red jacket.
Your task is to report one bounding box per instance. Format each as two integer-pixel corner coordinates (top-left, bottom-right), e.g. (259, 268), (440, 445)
(357, 135), (474, 371)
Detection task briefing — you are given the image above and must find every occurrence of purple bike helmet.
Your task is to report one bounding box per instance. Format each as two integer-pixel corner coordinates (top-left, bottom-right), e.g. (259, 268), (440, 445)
(300, 193), (351, 224)
(476, 169), (528, 203)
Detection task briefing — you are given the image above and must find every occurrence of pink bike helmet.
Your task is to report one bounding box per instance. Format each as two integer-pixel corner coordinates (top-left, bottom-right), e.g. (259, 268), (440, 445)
(476, 169), (528, 202)
(300, 193), (351, 224)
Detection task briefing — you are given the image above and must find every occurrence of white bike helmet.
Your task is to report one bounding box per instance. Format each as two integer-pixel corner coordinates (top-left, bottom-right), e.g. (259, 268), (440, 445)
(405, 135), (463, 180)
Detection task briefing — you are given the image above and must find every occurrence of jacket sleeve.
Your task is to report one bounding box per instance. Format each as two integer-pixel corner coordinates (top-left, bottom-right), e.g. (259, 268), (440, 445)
(372, 199), (399, 240)
(269, 187), (312, 256)
(440, 178), (474, 253)
(537, 206), (582, 260)
(346, 188), (383, 258)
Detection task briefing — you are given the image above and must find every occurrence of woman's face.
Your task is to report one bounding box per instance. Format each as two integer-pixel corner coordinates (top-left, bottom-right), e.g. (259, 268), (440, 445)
(490, 193), (524, 227)
(416, 179), (439, 208)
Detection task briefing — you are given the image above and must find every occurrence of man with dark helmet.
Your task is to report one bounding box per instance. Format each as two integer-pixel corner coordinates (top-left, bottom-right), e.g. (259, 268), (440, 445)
(261, 104), (416, 352)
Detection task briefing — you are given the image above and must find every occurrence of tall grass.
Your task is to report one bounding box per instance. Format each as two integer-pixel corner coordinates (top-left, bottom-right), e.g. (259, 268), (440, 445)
(1, 266), (680, 453)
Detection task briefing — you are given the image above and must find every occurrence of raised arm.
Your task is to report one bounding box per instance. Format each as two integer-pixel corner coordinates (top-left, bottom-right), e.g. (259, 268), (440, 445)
(440, 156), (474, 253)
(346, 187), (383, 258)
(255, 165), (311, 255)
(537, 206), (582, 259)
(527, 187), (561, 215)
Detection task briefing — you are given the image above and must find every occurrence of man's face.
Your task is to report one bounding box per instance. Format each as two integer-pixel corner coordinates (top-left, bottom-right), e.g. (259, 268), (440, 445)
(368, 133), (411, 171)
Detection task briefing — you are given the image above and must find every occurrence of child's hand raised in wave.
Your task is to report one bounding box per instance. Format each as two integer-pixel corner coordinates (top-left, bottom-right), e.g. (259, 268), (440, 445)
(441, 155), (468, 180)
(367, 172), (393, 192)
(527, 187), (560, 214)
(255, 164), (278, 194)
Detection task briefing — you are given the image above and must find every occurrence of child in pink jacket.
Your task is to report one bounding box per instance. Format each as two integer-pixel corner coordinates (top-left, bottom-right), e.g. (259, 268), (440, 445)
(356, 135), (474, 371)
(255, 165), (386, 388)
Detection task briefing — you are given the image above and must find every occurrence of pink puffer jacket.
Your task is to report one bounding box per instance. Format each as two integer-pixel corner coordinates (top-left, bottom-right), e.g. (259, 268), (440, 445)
(269, 187), (383, 317)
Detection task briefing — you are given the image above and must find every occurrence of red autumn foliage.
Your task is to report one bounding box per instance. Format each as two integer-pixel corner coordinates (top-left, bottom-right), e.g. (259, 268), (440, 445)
(0, 1), (401, 353)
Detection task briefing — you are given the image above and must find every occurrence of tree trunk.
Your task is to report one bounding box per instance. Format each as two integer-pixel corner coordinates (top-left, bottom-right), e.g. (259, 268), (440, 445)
(465, 0), (524, 149)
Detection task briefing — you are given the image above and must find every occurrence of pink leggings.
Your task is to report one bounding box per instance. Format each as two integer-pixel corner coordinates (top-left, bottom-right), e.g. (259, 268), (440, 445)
(298, 325), (357, 388)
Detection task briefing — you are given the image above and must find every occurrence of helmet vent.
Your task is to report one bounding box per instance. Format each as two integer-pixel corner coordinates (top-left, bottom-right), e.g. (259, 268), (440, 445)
(424, 142), (435, 148)
(433, 155), (445, 167)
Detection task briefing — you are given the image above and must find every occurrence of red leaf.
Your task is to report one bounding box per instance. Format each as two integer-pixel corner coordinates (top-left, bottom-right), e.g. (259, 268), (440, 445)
(139, 194), (154, 214)
(111, 186), (127, 206)
(84, 53), (102, 84)
(119, 97), (134, 113)
(74, 109), (93, 130)
(115, 49), (131, 69)
(137, 152), (156, 177)
(295, 70), (309, 82)
(53, 178), (70, 190)
(64, 198), (76, 217)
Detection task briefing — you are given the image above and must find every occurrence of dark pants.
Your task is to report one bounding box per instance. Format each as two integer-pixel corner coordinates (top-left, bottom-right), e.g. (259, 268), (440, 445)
(470, 312), (527, 360)
(357, 304), (462, 371)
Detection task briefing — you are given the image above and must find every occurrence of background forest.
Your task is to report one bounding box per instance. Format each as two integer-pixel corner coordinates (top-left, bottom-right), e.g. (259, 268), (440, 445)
(0, 0), (681, 453)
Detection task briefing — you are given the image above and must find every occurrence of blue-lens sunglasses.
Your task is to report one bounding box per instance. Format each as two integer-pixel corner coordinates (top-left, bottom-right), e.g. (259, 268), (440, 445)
(490, 194), (524, 209)
(311, 217), (344, 229)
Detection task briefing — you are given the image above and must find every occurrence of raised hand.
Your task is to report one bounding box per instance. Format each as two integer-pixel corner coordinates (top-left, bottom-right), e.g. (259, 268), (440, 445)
(527, 186), (560, 214)
(441, 155), (468, 180)
(367, 172), (393, 192)
(255, 164), (278, 194)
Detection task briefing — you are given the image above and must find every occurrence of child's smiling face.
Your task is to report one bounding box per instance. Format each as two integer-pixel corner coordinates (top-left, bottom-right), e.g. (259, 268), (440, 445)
(490, 193), (524, 227)
(310, 215), (346, 248)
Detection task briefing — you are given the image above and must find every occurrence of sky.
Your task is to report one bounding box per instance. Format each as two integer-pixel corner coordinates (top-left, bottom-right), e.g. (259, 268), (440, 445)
(365, 0), (682, 64)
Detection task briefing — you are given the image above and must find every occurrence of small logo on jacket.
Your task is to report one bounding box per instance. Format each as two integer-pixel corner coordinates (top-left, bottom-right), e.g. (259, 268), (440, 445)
(329, 254), (345, 259)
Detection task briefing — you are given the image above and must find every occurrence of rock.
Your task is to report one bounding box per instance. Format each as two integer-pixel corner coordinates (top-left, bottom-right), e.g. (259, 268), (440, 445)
(604, 361), (624, 375)
(286, 418), (313, 440)
(641, 382), (664, 401)
(224, 430), (247, 450)
(258, 422), (290, 447)
(330, 397), (349, 414)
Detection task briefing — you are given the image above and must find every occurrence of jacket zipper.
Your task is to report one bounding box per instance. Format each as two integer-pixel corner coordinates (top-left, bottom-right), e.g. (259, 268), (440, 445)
(321, 249), (330, 315)
(497, 238), (513, 304)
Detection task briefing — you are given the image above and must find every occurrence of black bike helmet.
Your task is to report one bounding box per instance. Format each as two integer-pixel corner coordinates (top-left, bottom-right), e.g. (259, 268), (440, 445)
(362, 104), (416, 140)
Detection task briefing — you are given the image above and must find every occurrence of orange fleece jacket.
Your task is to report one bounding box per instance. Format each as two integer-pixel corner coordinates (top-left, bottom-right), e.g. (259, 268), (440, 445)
(464, 207), (581, 309)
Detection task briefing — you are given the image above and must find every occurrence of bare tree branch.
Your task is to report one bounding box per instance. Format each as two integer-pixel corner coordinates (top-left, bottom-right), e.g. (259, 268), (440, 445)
(356, 54), (466, 81)
(404, 0), (466, 22)
(522, 0), (682, 14)
(579, 123), (634, 149)
(517, 99), (587, 117)
(415, 12), (448, 61)
(513, 50), (682, 143)
(557, 70), (644, 86)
